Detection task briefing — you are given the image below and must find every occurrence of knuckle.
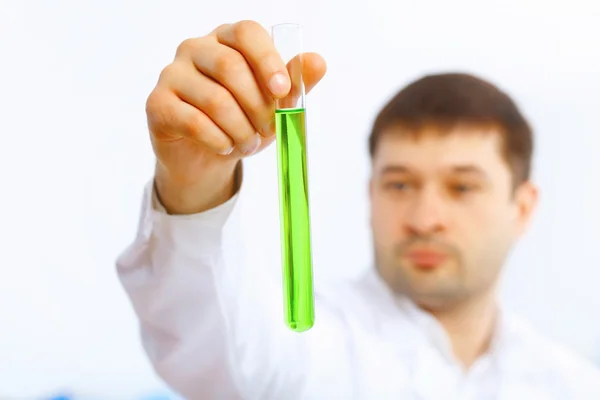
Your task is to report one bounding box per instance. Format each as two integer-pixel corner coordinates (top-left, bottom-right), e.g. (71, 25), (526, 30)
(257, 52), (277, 68)
(214, 52), (245, 77)
(146, 90), (175, 131)
(157, 62), (176, 83)
(145, 90), (164, 123)
(180, 113), (204, 138)
(204, 87), (232, 116)
(175, 37), (201, 57)
(232, 20), (260, 44)
(213, 23), (230, 34)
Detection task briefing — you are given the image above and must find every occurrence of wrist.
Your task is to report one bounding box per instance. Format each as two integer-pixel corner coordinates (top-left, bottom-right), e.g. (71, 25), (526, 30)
(154, 160), (241, 215)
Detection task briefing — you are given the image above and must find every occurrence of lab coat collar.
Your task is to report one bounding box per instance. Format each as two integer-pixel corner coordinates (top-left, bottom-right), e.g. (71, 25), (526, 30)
(367, 268), (512, 370)
(393, 291), (511, 375)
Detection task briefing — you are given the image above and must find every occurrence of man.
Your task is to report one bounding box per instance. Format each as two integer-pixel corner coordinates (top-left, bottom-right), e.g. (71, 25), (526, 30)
(116, 20), (600, 399)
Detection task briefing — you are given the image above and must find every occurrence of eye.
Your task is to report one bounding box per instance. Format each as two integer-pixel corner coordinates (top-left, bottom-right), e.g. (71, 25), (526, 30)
(454, 184), (471, 192)
(385, 181), (410, 191)
(450, 183), (477, 194)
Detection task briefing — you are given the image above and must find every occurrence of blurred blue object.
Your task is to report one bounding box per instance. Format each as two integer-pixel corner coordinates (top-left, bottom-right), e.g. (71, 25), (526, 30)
(138, 389), (185, 400)
(139, 395), (179, 400)
(36, 388), (184, 400)
(43, 395), (76, 400)
(44, 393), (73, 400)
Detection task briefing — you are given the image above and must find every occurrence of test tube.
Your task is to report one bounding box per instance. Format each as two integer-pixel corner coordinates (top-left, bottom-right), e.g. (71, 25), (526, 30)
(271, 23), (314, 332)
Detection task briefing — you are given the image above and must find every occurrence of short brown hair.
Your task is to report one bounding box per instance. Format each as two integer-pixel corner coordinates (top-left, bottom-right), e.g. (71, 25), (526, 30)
(368, 73), (534, 187)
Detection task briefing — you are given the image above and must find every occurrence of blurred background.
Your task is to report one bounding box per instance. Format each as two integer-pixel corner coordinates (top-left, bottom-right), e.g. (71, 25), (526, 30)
(1, 0), (599, 398)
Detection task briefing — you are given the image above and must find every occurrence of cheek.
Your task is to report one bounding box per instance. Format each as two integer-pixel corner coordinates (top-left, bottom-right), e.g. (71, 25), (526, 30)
(370, 195), (404, 235)
(455, 201), (513, 241)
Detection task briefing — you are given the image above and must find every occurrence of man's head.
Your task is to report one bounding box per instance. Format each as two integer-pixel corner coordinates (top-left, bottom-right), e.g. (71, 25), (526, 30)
(368, 73), (538, 311)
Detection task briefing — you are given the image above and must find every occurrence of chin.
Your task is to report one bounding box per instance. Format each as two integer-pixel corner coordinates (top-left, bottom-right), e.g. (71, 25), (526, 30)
(404, 289), (461, 311)
(392, 271), (464, 305)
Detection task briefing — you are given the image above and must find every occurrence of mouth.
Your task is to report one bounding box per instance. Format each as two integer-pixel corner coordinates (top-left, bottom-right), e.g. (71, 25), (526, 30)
(404, 249), (448, 269)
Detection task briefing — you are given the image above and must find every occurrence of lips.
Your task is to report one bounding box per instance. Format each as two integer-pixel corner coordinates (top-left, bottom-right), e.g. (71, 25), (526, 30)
(405, 249), (448, 268)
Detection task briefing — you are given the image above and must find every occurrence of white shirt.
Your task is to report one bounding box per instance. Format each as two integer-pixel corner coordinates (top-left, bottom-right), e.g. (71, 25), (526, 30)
(116, 179), (600, 400)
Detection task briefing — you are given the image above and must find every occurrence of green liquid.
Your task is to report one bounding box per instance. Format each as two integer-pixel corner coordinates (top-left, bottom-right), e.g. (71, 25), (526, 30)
(275, 107), (314, 332)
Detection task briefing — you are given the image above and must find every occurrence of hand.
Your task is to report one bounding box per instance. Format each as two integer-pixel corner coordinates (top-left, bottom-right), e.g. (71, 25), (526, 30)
(144, 20), (327, 214)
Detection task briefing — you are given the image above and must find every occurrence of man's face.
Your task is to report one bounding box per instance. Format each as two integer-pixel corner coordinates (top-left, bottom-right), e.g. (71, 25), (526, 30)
(369, 125), (537, 310)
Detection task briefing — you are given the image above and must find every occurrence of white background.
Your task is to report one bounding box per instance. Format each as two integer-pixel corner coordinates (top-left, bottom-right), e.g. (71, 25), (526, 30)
(1, 0), (599, 398)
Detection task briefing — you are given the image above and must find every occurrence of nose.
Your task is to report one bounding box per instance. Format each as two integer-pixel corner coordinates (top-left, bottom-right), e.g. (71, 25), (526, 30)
(405, 187), (447, 237)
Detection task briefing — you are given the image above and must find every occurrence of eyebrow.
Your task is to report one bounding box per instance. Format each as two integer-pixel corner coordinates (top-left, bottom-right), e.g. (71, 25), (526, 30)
(379, 165), (411, 175)
(379, 164), (490, 179)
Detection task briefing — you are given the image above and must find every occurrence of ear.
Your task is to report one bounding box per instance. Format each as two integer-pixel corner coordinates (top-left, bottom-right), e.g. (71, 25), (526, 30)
(513, 181), (539, 236)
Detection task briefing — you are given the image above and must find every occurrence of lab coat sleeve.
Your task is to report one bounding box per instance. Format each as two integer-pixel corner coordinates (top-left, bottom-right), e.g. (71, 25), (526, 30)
(115, 167), (354, 399)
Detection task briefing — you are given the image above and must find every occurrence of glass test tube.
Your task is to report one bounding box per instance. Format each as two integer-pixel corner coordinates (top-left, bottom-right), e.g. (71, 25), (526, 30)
(271, 23), (315, 332)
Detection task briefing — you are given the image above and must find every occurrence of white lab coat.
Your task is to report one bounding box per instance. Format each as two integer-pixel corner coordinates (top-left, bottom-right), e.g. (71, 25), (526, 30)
(116, 177), (600, 400)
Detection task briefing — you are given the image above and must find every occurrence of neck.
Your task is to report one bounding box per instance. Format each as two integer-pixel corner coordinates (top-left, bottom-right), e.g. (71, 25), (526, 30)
(427, 290), (498, 369)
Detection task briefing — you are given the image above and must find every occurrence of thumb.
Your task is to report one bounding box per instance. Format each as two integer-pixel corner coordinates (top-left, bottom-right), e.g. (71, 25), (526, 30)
(278, 52), (326, 108)
(301, 52), (327, 94)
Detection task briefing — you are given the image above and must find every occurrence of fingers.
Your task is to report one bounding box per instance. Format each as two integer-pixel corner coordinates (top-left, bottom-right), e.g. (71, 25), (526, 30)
(212, 22), (327, 99)
(146, 88), (235, 156)
(182, 38), (276, 139)
(151, 21), (328, 160)
(166, 60), (262, 155)
(214, 21), (291, 98)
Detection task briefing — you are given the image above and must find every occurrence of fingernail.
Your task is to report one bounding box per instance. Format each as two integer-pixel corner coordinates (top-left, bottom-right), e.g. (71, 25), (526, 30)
(268, 73), (289, 97)
(260, 119), (275, 137)
(219, 146), (234, 155)
(240, 134), (261, 155)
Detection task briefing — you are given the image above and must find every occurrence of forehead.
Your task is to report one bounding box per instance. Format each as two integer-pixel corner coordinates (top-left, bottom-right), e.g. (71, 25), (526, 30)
(373, 125), (509, 175)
